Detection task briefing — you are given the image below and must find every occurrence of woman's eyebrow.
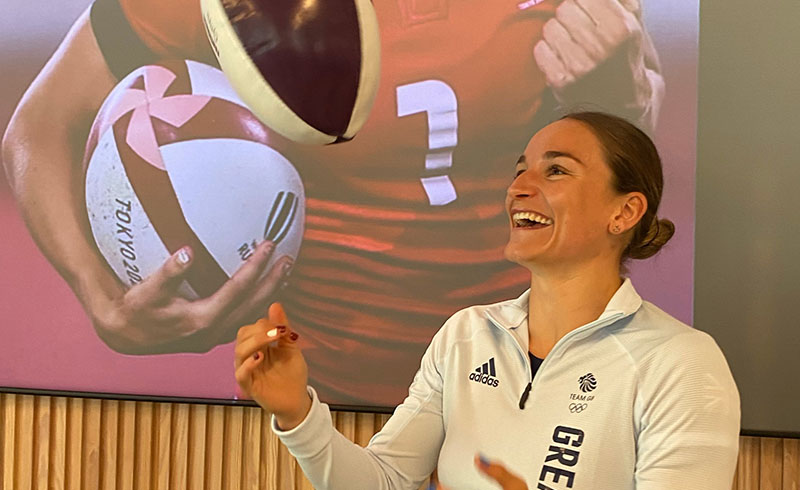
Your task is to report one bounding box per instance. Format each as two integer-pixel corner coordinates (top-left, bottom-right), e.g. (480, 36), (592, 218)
(543, 150), (585, 165)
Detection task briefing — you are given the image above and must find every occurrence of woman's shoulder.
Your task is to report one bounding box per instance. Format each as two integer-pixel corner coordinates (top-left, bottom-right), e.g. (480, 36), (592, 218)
(614, 300), (733, 377)
(623, 303), (740, 426)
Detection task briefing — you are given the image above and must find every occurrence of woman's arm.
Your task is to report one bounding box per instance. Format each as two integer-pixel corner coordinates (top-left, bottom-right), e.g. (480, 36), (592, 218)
(236, 304), (446, 490)
(275, 349), (445, 489)
(634, 331), (741, 489)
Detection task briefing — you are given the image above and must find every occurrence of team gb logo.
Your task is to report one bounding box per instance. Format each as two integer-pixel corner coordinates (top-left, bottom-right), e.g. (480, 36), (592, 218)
(579, 373), (598, 393)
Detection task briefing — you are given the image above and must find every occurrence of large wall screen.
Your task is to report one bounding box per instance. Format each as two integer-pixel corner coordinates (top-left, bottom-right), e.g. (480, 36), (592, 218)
(1, 0), (699, 410)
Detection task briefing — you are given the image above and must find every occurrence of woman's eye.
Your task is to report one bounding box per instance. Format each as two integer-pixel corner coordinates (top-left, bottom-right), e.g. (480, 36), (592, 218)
(513, 168), (525, 179)
(547, 165), (567, 176)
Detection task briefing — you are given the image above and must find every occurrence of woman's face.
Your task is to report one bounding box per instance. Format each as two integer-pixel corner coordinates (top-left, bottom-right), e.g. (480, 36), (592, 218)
(504, 118), (624, 270)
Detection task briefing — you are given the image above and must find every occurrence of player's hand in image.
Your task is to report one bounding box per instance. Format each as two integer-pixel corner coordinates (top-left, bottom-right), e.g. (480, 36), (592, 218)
(533, 0), (663, 131)
(234, 303), (311, 430)
(1, 9), (293, 355)
(93, 240), (293, 354)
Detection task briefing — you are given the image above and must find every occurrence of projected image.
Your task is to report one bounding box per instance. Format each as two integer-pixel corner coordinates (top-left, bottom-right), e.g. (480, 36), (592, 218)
(0, 0), (697, 408)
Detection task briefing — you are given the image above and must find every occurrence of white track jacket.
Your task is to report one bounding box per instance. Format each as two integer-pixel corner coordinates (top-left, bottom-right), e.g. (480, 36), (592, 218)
(274, 279), (741, 489)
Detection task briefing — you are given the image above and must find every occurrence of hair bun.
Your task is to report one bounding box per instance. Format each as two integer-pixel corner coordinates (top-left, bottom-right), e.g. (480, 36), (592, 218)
(627, 217), (675, 260)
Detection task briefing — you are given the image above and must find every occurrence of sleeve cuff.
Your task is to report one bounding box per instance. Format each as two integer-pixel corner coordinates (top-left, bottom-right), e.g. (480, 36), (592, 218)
(271, 386), (335, 459)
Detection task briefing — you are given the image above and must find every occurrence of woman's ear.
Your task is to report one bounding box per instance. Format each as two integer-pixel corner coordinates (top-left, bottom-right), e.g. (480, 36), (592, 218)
(609, 192), (647, 234)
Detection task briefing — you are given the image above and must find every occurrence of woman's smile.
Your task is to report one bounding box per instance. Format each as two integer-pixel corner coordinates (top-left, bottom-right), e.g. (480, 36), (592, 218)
(510, 209), (554, 229)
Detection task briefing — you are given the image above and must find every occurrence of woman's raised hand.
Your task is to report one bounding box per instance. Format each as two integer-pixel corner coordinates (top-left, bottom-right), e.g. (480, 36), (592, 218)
(234, 303), (312, 430)
(475, 454), (528, 490)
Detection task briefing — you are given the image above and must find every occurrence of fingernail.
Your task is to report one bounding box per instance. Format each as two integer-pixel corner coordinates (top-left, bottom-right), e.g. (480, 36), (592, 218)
(253, 352), (260, 361)
(176, 247), (191, 265)
(277, 326), (286, 333)
(289, 332), (299, 342)
(267, 328), (278, 337)
(263, 241), (275, 254)
(282, 260), (293, 276)
(478, 453), (490, 467)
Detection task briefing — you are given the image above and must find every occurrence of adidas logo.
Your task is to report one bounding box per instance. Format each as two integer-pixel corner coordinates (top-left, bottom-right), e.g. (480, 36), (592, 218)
(468, 357), (500, 388)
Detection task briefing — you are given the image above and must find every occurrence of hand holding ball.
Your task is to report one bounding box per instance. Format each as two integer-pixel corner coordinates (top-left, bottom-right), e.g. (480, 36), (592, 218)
(201, 0), (381, 145)
(84, 60), (304, 300)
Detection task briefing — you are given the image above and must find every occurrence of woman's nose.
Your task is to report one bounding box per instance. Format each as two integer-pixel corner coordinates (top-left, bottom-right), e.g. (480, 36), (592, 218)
(507, 172), (538, 199)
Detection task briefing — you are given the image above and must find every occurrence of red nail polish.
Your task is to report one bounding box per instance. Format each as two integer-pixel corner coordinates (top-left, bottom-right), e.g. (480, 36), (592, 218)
(253, 352), (260, 361)
(289, 333), (299, 341)
(277, 325), (286, 333)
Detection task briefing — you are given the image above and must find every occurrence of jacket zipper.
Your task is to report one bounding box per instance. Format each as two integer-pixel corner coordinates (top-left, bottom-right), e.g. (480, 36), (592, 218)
(487, 311), (626, 410)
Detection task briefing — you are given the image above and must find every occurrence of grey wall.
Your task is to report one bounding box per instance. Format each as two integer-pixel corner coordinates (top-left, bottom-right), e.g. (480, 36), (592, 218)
(696, 0), (800, 435)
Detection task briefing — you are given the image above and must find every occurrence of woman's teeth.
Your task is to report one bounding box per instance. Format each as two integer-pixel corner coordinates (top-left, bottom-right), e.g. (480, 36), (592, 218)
(512, 211), (553, 227)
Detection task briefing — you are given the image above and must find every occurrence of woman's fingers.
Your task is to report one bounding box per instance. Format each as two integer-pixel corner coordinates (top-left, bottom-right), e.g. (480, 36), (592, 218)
(233, 302), (300, 381)
(234, 318), (285, 370)
(234, 346), (266, 388)
(233, 303), (308, 415)
(233, 303), (299, 371)
(267, 303), (302, 351)
(475, 454), (528, 490)
(275, 323), (300, 355)
(268, 302), (289, 326)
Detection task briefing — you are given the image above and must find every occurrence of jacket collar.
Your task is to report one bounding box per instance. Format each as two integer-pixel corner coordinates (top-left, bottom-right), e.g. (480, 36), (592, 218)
(487, 277), (643, 331)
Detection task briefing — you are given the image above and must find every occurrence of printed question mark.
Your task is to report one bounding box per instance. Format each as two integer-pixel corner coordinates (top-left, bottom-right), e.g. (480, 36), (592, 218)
(396, 80), (459, 206)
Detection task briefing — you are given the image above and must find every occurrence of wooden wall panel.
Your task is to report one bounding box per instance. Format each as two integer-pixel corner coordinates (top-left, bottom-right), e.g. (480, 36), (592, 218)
(0, 392), (796, 490)
(762, 437), (784, 490)
(66, 397), (83, 490)
(738, 436), (762, 490)
(51, 397), (67, 490)
(784, 439), (800, 490)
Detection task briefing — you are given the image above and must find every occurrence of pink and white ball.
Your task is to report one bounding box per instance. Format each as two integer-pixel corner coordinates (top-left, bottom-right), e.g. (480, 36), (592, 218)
(84, 60), (304, 299)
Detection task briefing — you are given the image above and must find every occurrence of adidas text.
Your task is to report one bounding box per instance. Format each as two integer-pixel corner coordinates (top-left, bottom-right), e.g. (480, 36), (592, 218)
(468, 372), (499, 387)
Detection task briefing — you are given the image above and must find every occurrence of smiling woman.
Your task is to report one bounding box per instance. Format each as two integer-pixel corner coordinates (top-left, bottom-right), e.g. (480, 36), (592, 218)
(506, 112), (675, 274)
(233, 111), (741, 490)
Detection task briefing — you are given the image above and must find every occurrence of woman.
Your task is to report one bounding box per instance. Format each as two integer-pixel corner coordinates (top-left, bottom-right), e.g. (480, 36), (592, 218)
(233, 112), (741, 490)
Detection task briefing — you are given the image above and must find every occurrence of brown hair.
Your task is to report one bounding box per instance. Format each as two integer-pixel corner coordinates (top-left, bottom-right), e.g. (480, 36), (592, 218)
(560, 111), (675, 261)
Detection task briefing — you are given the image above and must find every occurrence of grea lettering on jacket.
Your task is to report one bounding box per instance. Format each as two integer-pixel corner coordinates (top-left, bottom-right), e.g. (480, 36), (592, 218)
(467, 371), (500, 387)
(537, 425), (584, 490)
